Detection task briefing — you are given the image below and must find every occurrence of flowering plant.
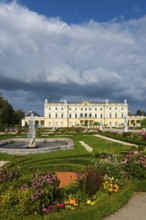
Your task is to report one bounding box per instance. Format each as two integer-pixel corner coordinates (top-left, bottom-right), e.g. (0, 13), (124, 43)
(20, 172), (60, 215)
(103, 175), (122, 194)
(77, 165), (103, 195)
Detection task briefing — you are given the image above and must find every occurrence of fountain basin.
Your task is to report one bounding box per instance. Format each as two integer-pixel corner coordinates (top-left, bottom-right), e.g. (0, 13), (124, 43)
(0, 138), (74, 155)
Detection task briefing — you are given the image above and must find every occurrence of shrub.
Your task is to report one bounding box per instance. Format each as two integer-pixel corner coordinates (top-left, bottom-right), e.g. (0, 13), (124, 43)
(0, 171), (60, 216)
(0, 166), (20, 184)
(122, 150), (146, 179)
(122, 132), (132, 137)
(77, 166), (103, 195)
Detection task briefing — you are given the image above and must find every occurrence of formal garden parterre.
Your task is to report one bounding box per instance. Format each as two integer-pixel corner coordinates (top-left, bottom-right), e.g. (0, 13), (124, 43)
(0, 128), (146, 220)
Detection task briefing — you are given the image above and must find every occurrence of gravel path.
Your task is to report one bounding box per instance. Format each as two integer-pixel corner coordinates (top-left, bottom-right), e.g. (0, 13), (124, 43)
(79, 141), (93, 152)
(102, 192), (146, 220)
(94, 134), (138, 147)
(0, 161), (9, 167)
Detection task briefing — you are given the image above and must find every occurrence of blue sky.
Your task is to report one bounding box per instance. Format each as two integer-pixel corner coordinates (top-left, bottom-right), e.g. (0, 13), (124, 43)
(0, 0), (146, 115)
(9, 0), (146, 23)
(3, 0), (145, 23)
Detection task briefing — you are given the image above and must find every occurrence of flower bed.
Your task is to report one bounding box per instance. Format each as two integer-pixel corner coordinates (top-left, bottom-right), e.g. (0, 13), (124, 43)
(0, 165), (126, 218)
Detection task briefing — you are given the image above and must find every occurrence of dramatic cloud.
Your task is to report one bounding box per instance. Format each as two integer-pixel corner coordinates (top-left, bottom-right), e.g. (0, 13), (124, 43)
(0, 1), (146, 114)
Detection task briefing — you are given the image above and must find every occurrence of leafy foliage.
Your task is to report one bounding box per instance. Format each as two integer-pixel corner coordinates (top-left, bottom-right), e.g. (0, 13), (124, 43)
(122, 150), (146, 179)
(0, 166), (20, 184)
(0, 95), (24, 130)
(77, 165), (104, 195)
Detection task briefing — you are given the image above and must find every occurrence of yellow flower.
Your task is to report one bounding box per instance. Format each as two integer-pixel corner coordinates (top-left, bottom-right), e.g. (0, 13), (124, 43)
(87, 200), (91, 204)
(87, 200), (95, 205)
(114, 189), (118, 192)
(114, 184), (119, 189)
(108, 188), (113, 192)
(69, 199), (76, 204)
(73, 202), (78, 207)
(64, 200), (69, 205)
(91, 201), (95, 205)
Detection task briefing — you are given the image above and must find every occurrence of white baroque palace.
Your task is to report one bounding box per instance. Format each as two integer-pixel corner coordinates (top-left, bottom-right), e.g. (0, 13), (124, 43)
(22, 99), (144, 128)
(44, 99), (128, 128)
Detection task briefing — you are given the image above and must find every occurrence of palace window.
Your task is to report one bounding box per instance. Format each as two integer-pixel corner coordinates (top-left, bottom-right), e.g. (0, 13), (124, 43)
(84, 113), (87, 118)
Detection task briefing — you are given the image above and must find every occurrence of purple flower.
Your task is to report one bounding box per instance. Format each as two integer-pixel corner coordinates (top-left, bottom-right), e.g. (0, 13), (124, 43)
(43, 205), (53, 213)
(31, 192), (38, 201)
(31, 173), (38, 180)
(77, 172), (83, 179)
(47, 178), (53, 184)
(36, 188), (44, 195)
(21, 184), (28, 190)
(32, 182), (39, 189)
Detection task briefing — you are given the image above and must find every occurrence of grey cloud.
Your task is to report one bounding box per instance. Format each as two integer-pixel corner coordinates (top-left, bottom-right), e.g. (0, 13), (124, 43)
(0, 1), (146, 114)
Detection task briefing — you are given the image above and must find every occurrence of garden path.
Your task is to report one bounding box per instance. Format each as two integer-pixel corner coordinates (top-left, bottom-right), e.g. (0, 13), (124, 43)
(94, 134), (138, 147)
(79, 141), (93, 152)
(0, 161), (9, 167)
(102, 192), (146, 220)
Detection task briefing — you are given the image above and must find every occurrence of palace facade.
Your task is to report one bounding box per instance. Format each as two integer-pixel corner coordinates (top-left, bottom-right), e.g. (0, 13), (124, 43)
(44, 99), (128, 128)
(22, 99), (144, 128)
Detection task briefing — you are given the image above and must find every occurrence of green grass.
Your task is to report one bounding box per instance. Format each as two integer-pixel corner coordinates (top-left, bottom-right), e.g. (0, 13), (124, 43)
(2, 135), (133, 174)
(0, 133), (144, 220)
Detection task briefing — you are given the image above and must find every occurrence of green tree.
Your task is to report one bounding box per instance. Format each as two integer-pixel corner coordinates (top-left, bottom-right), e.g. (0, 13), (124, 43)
(13, 109), (25, 127)
(0, 95), (25, 130)
(136, 110), (146, 116)
(0, 96), (14, 130)
(141, 118), (146, 128)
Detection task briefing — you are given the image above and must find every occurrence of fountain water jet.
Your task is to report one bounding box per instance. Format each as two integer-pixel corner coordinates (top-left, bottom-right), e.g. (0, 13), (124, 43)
(0, 113), (74, 154)
(26, 113), (37, 148)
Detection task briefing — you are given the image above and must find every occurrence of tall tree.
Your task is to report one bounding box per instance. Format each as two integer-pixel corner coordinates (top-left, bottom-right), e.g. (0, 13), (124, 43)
(141, 118), (146, 128)
(13, 109), (25, 126)
(0, 96), (14, 130)
(135, 110), (146, 116)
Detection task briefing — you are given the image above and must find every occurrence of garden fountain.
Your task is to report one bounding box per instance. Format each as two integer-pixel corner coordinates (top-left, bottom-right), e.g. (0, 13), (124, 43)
(0, 112), (74, 155)
(26, 113), (37, 148)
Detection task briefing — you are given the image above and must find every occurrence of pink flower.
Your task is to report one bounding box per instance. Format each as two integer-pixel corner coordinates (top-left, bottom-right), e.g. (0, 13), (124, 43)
(21, 184), (28, 190)
(58, 203), (64, 209)
(31, 192), (38, 201)
(36, 189), (44, 195)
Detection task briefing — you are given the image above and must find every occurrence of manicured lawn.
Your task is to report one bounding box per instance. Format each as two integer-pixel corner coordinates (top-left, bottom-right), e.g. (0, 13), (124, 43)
(1, 135), (133, 174)
(0, 133), (145, 220)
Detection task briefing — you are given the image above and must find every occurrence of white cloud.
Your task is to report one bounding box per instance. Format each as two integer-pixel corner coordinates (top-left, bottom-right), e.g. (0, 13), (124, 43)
(0, 1), (146, 113)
